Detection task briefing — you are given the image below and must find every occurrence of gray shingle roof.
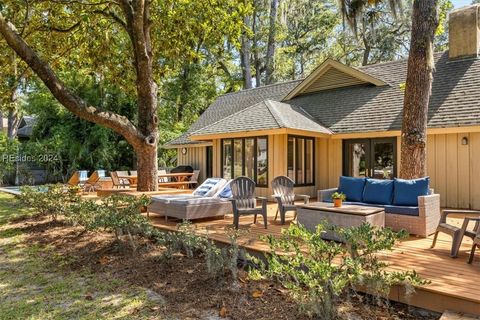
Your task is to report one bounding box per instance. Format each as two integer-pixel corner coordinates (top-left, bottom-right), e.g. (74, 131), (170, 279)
(165, 80), (301, 146)
(191, 100), (331, 137)
(166, 51), (480, 146)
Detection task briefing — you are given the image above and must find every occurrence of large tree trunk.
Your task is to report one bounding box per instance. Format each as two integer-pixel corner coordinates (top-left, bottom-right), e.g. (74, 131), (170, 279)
(265, 0), (279, 85)
(240, 15), (253, 89)
(7, 109), (20, 139)
(400, 0), (439, 179)
(0, 2), (159, 191)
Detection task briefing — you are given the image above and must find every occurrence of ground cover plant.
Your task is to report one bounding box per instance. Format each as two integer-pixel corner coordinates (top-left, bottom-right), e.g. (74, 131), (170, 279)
(0, 189), (440, 319)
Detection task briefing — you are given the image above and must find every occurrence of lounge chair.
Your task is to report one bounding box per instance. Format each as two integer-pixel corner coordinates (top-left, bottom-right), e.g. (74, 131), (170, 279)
(129, 170), (137, 176)
(67, 170), (88, 186)
(272, 176), (310, 225)
(231, 177), (268, 229)
(111, 171), (130, 189)
(157, 181), (233, 221)
(83, 170), (106, 192)
(431, 209), (480, 258)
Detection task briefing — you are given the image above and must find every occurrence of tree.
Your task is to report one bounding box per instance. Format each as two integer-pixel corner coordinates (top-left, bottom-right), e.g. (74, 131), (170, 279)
(0, 1), (247, 190)
(400, 0), (439, 178)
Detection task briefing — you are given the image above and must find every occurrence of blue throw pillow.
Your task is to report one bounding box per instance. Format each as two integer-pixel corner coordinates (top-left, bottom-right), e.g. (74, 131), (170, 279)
(338, 176), (366, 202)
(363, 179), (394, 205)
(193, 178), (222, 197)
(218, 184), (232, 199)
(393, 177), (430, 206)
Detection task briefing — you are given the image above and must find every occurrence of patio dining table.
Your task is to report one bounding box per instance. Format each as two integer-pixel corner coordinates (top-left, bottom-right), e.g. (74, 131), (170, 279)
(118, 172), (194, 187)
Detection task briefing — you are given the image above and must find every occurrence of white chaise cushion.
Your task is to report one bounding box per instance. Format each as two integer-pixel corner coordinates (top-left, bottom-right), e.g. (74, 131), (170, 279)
(192, 178), (226, 197)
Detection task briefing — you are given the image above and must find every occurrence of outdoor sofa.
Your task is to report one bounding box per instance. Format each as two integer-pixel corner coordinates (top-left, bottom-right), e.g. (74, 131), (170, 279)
(147, 178), (232, 221)
(318, 176), (441, 237)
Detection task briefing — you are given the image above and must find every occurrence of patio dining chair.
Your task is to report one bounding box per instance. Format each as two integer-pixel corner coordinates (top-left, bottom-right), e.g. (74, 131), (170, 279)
(187, 170), (200, 189)
(230, 177), (268, 229)
(110, 171), (130, 189)
(431, 209), (480, 258)
(272, 176), (310, 225)
(158, 169), (169, 183)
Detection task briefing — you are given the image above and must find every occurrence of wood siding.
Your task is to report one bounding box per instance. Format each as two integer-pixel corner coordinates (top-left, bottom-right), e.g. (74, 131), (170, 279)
(176, 146), (207, 183)
(428, 133), (480, 209)
(177, 132), (480, 209)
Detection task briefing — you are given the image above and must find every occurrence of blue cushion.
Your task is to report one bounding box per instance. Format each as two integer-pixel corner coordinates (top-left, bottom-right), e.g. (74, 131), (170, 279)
(218, 184), (232, 199)
(338, 176), (366, 202)
(393, 177), (430, 206)
(362, 179), (394, 205)
(384, 205), (419, 216)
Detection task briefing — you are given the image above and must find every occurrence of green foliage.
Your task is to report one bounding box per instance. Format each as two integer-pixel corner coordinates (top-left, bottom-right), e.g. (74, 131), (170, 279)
(66, 194), (151, 250)
(331, 192), (346, 201)
(18, 184), (81, 221)
(251, 223), (427, 319)
(0, 132), (19, 185)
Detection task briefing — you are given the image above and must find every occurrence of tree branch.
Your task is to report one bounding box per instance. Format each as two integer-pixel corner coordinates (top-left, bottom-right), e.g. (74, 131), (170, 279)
(0, 13), (144, 147)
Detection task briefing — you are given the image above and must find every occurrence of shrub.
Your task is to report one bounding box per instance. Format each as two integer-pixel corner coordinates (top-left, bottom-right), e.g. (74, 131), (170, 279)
(250, 223), (427, 320)
(19, 184), (81, 221)
(91, 194), (151, 250)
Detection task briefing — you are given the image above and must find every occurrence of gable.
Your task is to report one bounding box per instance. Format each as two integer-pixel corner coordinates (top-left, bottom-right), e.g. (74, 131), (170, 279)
(284, 59), (387, 100)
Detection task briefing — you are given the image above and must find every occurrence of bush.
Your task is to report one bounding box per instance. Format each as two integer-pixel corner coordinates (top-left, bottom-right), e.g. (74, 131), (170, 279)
(19, 184), (81, 221)
(69, 194), (151, 251)
(249, 223), (427, 320)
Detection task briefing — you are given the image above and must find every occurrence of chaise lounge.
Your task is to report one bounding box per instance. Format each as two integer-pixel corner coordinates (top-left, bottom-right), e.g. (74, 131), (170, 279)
(318, 176), (440, 237)
(147, 177), (232, 221)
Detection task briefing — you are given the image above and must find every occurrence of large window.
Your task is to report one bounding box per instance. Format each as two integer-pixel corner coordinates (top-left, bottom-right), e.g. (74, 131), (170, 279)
(221, 137), (268, 187)
(287, 136), (315, 186)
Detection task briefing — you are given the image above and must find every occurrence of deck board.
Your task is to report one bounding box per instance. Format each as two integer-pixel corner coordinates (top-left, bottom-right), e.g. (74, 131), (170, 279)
(148, 203), (480, 315)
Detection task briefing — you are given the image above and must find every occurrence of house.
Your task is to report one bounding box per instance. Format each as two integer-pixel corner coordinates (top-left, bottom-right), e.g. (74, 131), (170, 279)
(164, 5), (480, 210)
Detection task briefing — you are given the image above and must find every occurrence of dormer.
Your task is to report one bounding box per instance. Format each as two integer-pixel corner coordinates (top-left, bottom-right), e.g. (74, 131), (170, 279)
(283, 59), (387, 100)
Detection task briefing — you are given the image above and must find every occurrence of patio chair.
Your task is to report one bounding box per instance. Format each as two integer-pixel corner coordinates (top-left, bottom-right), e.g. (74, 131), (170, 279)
(272, 176), (310, 225)
(83, 170), (106, 192)
(67, 170), (88, 186)
(158, 169), (168, 183)
(431, 209), (480, 258)
(230, 177), (268, 229)
(468, 225), (480, 264)
(110, 171), (130, 189)
(129, 170), (137, 176)
(116, 170), (130, 177)
(187, 170), (200, 189)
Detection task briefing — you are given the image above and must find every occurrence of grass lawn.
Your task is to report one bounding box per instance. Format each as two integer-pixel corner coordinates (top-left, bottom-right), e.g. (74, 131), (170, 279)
(0, 193), (164, 320)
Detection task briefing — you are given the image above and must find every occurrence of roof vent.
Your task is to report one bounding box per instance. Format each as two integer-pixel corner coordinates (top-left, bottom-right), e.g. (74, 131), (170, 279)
(449, 4), (480, 60)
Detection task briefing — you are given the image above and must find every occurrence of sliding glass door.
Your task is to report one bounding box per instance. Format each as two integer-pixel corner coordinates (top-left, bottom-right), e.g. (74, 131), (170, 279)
(343, 138), (396, 179)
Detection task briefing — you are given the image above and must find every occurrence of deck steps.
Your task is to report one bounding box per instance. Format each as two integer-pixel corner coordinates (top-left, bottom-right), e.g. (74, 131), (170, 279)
(441, 311), (480, 320)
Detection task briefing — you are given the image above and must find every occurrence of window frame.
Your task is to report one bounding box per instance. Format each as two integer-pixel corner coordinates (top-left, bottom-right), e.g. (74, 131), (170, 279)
(287, 135), (315, 187)
(221, 136), (269, 187)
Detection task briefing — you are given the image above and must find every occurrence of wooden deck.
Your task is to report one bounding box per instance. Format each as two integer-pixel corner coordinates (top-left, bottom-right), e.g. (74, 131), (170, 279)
(148, 203), (480, 315)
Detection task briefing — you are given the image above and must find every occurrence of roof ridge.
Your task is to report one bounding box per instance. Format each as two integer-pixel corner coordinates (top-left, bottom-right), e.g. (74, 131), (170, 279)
(217, 79), (303, 98)
(264, 100), (286, 128)
(188, 101), (263, 136)
(359, 51), (446, 70)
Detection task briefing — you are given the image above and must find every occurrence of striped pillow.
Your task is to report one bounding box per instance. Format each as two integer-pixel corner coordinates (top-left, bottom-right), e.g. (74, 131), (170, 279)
(193, 178), (222, 197)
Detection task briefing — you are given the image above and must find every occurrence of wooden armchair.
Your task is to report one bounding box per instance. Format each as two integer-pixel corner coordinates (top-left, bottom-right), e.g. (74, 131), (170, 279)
(468, 224), (480, 264)
(230, 177), (267, 229)
(431, 209), (480, 258)
(272, 176), (310, 225)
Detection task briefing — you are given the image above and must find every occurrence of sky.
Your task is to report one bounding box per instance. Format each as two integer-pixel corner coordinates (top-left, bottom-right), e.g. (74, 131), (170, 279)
(452, 0), (475, 8)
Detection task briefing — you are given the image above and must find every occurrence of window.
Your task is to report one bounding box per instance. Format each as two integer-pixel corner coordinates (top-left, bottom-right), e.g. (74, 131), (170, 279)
(287, 136), (315, 186)
(221, 137), (268, 186)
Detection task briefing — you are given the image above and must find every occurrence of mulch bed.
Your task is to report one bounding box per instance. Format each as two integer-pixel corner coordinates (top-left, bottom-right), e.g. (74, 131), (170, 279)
(13, 215), (440, 319)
